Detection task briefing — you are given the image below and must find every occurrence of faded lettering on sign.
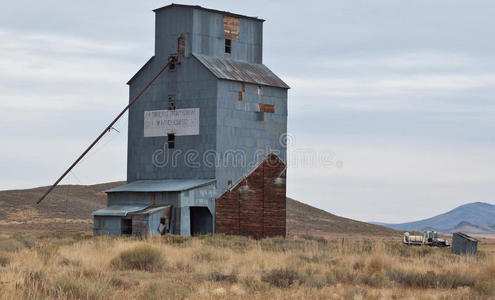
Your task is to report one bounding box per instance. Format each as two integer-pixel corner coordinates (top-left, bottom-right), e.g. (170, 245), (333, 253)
(144, 108), (199, 137)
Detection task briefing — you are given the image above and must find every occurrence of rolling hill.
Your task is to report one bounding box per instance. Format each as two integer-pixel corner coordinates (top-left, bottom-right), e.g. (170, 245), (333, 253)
(0, 182), (397, 237)
(374, 202), (495, 235)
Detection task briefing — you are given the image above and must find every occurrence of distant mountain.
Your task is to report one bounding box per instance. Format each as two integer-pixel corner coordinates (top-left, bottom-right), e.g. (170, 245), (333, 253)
(0, 182), (397, 237)
(373, 202), (495, 235)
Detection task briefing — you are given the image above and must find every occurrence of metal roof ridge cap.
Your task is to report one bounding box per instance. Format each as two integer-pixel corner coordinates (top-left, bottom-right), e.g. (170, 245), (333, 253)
(153, 4), (265, 22)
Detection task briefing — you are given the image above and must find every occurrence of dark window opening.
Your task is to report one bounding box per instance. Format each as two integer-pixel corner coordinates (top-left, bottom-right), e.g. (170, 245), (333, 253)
(168, 95), (176, 110)
(168, 133), (175, 149)
(225, 39), (231, 54)
(168, 55), (177, 71)
(121, 218), (132, 235)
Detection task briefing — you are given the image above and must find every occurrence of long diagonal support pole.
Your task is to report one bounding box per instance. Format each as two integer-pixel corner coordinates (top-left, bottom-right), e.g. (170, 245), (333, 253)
(36, 59), (172, 204)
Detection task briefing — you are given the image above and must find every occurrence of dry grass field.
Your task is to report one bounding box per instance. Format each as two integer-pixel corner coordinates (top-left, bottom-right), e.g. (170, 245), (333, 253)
(0, 232), (494, 299)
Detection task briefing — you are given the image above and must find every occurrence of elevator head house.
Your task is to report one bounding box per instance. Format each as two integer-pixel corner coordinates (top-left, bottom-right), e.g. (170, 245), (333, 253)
(92, 4), (289, 238)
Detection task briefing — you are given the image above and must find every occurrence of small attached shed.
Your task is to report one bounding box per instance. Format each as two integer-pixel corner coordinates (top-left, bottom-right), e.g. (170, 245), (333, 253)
(451, 232), (478, 255)
(92, 205), (148, 236)
(93, 179), (216, 236)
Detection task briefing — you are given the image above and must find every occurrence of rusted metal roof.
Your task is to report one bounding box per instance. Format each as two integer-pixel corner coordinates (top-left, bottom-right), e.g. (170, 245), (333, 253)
(194, 54), (290, 89)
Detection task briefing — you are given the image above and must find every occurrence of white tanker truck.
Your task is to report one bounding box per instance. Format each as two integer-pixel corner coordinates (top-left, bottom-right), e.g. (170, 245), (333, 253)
(403, 231), (449, 247)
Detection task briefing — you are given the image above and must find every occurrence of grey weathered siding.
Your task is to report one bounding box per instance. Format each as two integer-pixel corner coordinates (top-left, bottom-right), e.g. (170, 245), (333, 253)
(215, 81), (287, 196)
(107, 191), (180, 207)
(154, 6), (262, 63)
(155, 6), (193, 59)
(127, 56), (218, 182)
(93, 216), (121, 236)
(191, 9), (263, 63)
(452, 232), (478, 255)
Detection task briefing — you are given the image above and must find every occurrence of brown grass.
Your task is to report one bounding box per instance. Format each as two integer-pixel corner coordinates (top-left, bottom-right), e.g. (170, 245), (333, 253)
(110, 245), (165, 272)
(0, 232), (493, 299)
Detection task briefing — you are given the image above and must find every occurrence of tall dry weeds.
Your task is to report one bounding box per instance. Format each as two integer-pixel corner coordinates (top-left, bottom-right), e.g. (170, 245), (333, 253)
(0, 232), (493, 299)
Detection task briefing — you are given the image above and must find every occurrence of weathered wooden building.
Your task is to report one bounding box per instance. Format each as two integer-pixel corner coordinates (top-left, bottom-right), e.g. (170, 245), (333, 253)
(451, 232), (478, 255)
(92, 4), (288, 238)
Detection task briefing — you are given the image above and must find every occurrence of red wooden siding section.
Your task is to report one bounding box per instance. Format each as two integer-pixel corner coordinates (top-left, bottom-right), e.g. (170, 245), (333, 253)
(216, 154), (286, 238)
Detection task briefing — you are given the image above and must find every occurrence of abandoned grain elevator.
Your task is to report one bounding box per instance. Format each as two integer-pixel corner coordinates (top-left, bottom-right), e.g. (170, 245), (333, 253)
(92, 4), (289, 238)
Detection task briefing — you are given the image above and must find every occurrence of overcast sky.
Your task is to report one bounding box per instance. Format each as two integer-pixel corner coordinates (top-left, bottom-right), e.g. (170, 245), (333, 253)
(1, 1), (494, 223)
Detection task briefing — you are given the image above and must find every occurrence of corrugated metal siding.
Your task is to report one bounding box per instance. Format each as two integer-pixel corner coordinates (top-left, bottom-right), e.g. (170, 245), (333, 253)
(194, 54), (290, 89)
(93, 216), (122, 236)
(452, 232), (478, 255)
(216, 154), (286, 238)
(127, 56), (218, 182)
(215, 80), (287, 198)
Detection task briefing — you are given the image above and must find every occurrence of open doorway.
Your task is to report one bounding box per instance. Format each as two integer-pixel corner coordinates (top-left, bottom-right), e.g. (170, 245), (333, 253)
(121, 218), (132, 235)
(190, 207), (212, 236)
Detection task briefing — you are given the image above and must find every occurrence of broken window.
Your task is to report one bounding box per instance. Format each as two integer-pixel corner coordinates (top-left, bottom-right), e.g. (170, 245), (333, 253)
(168, 55), (176, 71)
(257, 85), (262, 96)
(177, 33), (185, 57)
(224, 16), (239, 40)
(225, 39), (231, 54)
(168, 133), (175, 149)
(224, 15), (238, 54)
(168, 95), (176, 110)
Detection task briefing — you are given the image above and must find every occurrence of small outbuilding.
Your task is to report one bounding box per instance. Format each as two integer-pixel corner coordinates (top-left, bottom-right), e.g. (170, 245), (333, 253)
(451, 232), (478, 255)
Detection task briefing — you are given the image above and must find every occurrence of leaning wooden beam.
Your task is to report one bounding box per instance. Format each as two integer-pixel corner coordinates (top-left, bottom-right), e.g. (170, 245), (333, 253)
(36, 58), (174, 204)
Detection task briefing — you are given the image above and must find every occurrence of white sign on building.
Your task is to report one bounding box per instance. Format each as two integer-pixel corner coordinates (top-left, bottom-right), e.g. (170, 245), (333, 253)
(144, 108), (200, 137)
